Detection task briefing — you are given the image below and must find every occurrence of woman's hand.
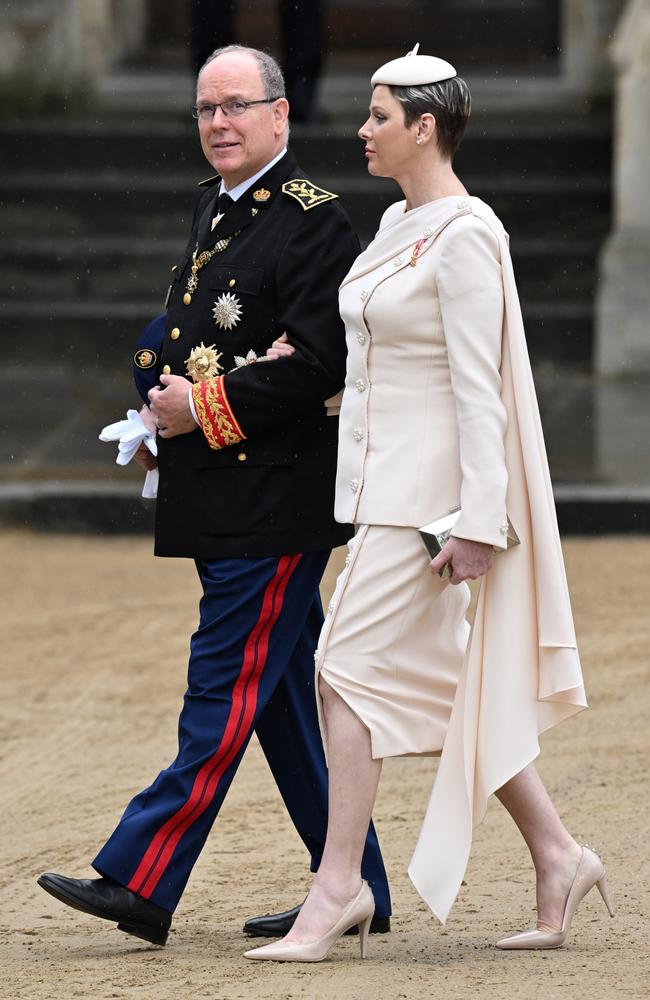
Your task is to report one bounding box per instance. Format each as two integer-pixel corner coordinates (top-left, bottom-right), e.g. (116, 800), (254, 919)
(257, 332), (296, 362)
(429, 536), (495, 585)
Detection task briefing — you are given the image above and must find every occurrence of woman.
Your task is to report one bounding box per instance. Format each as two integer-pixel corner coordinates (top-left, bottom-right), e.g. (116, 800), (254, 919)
(245, 46), (613, 962)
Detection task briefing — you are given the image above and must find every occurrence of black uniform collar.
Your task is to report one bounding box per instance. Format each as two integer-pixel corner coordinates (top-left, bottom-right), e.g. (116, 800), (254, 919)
(196, 149), (298, 251)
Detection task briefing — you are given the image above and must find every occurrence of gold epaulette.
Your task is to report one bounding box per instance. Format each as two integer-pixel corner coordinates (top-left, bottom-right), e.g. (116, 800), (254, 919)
(198, 174), (220, 187)
(282, 179), (338, 211)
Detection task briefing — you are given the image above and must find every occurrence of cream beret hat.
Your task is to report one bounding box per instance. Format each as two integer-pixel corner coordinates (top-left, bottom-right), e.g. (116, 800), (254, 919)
(371, 43), (456, 87)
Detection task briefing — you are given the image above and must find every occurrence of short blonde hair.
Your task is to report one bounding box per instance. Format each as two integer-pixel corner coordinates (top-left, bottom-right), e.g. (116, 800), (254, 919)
(389, 77), (471, 159)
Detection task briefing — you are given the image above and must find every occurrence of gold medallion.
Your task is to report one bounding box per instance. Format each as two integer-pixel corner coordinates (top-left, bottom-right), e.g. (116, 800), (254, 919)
(185, 343), (223, 382)
(183, 292), (192, 305)
(212, 292), (243, 330)
(253, 188), (271, 202)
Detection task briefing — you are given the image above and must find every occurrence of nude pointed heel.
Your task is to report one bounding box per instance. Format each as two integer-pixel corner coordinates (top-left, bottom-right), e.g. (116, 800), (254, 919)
(243, 881), (375, 963)
(496, 845), (613, 950)
(358, 910), (373, 959)
(595, 870), (614, 917)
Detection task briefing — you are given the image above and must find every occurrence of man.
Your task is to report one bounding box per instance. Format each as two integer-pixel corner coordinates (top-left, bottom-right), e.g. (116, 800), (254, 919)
(38, 45), (391, 947)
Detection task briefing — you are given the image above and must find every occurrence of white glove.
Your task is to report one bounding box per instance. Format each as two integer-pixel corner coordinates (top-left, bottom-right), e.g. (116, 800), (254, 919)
(99, 409), (159, 498)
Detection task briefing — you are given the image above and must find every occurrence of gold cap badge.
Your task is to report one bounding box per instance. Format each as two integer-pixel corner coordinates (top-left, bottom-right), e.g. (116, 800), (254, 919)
(253, 188), (271, 202)
(134, 349), (157, 369)
(185, 343), (224, 382)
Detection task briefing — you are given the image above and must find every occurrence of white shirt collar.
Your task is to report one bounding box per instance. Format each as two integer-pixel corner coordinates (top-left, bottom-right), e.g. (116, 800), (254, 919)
(220, 148), (287, 201)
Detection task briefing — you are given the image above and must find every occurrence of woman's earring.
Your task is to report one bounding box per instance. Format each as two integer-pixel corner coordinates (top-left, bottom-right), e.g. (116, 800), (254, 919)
(416, 137), (423, 145)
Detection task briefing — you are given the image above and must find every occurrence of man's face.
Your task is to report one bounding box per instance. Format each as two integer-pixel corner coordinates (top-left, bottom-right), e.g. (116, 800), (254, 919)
(196, 53), (289, 188)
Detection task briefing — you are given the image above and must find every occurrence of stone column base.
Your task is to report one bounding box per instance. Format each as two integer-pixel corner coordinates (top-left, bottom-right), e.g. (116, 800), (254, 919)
(596, 228), (650, 375)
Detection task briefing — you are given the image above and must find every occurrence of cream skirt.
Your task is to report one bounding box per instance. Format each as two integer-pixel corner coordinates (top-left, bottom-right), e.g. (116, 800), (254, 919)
(315, 524), (471, 760)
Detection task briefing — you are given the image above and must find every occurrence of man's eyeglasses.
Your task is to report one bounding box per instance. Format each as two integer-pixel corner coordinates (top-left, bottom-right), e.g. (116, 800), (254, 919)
(192, 98), (282, 120)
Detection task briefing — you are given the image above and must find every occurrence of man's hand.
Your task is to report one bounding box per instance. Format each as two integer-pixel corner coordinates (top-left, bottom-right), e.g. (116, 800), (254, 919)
(148, 375), (197, 439)
(257, 332), (296, 362)
(429, 536), (495, 585)
(133, 441), (158, 471)
(138, 403), (157, 435)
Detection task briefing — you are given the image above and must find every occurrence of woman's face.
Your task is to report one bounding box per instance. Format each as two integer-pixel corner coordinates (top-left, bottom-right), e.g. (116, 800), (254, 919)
(358, 85), (419, 178)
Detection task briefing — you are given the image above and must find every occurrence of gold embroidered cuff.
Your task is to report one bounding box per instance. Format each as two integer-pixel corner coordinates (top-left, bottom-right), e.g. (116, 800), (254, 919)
(192, 376), (246, 450)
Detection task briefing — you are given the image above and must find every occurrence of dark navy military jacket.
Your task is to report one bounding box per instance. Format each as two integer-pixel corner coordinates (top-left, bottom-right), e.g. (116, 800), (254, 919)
(154, 148), (358, 559)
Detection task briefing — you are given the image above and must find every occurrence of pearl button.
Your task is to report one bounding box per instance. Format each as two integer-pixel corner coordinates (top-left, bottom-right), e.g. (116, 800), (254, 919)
(170, 327), (180, 340)
(355, 379), (367, 393)
(356, 332), (366, 345)
(327, 602), (334, 616)
(360, 290), (368, 301)
(349, 478), (360, 493)
(162, 364), (171, 375)
(353, 428), (364, 441)
(500, 522), (509, 534)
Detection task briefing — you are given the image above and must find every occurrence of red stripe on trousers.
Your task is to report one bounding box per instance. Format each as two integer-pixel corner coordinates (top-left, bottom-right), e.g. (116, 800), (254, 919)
(128, 553), (301, 899)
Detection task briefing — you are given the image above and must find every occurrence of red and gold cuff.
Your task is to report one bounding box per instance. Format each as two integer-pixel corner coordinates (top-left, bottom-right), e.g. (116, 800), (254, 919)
(192, 376), (246, 450)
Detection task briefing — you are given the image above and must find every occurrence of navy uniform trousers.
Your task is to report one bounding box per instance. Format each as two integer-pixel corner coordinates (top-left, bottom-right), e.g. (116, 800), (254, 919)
(93, 550), (391, 918)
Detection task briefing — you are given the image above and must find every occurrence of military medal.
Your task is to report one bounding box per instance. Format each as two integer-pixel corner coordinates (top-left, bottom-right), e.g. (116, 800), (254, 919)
(231, 349), (258, 370)
(184, 232), (241, 305)
(212, 292), (243, 330)
(185, 343), (223, 382)
(409, 239), (427, 267)
(409, 227), (435, 267)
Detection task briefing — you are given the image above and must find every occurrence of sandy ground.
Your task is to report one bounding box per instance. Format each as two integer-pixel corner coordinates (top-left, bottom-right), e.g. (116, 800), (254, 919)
(0, 529), (648, 1000)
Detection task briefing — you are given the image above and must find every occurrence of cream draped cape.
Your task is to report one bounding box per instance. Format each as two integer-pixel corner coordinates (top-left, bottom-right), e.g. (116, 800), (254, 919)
(346, 197), (587, 923)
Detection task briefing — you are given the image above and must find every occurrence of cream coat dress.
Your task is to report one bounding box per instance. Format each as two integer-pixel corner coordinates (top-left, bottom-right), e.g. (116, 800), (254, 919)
(316, 195), (587, 923)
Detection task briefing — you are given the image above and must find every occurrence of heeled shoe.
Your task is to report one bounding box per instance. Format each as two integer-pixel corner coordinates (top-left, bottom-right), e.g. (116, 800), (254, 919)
(496, 844), (614, 950)
(243, 881), (375, 962)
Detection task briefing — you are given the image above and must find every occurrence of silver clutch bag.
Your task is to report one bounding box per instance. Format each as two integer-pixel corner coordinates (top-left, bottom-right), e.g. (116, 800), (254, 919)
(418, 508), (520, 578)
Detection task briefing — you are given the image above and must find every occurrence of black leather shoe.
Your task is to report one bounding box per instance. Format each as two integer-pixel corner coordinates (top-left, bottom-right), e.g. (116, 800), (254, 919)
(37, 873), (171, 946)
(243, 902), (391, 938)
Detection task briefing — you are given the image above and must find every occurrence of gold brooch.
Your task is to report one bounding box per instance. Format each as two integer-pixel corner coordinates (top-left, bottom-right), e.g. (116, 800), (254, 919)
(253, 188), (271, 202)
(212, 292), (243, 330)
(185, 343), (223, 382)
(134, 349), (157, 369)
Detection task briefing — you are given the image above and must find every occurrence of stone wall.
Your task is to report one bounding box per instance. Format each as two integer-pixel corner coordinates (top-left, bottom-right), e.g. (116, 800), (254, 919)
(0, 0), (146, 103)
(596, 0), (650, 374)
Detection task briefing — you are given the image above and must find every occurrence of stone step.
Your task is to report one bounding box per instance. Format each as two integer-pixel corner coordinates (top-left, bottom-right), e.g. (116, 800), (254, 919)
(0, 299), (594, 369)
(2, 483), (648, 537)
(0, 116), (611, 178)
(1, 173), (611, 244)
(1, 237), (599, 304)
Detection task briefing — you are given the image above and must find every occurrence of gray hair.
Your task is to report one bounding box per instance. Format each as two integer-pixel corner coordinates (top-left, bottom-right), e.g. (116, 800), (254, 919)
(389, 77), (471, 159)
(199, 45), (286, 101)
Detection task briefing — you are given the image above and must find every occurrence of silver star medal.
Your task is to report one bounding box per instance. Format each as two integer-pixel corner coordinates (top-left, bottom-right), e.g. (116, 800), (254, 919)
(212, 291), (243, 330)
(232, 349), (258, 370)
